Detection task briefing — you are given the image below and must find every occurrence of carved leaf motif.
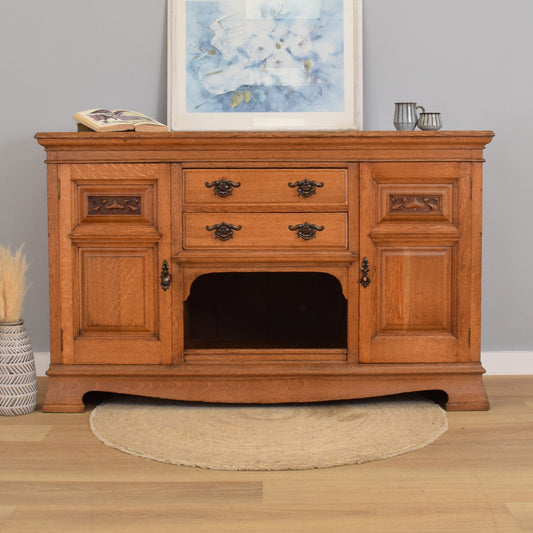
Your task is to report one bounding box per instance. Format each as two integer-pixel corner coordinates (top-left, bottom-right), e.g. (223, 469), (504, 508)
(88, 196), (142, 216)
(389, 195), (442, 214)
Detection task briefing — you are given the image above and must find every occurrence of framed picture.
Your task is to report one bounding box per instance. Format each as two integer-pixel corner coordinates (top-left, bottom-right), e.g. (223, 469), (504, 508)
(168, 0), (363, 130)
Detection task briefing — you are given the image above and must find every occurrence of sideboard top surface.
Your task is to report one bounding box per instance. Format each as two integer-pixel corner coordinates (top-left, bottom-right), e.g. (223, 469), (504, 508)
(35, 130), (494, 163)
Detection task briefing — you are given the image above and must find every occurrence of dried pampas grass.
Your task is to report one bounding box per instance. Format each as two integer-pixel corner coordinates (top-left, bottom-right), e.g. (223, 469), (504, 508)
(0, 245), (29, 323)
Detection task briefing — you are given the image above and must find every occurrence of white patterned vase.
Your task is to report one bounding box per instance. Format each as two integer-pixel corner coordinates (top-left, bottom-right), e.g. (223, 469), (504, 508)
(0, 321), (38, 416)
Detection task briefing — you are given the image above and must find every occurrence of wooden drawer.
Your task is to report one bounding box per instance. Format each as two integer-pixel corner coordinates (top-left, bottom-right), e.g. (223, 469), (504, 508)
(65, 163), (168, 228)
(184, 169), (347, 206)
(364, 162), (461, 227)
(76, 183), (155, 226)
(377, 183), (454, 225)
(184, 213), (347, 249)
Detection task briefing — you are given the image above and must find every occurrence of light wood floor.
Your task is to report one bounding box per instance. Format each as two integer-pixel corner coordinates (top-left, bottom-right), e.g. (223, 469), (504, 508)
(0, 376), (532, 533)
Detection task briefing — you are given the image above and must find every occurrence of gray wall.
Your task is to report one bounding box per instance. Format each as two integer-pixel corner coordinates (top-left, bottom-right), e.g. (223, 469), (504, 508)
(0, 0), (531, 354)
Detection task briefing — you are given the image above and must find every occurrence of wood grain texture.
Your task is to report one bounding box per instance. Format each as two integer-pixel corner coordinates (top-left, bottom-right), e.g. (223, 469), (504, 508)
(36, 132), (494, 412)
(184, 168), (347, 207)
(41, 363), (489, 411)
(0, 376), (531, 533)
(34, 130), (494, 163)
(184, 213), (347, 249)
(358, 158), (474, 365)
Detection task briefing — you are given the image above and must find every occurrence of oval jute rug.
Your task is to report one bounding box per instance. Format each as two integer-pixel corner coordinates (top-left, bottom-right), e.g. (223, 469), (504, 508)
(89, 395), (447, 470)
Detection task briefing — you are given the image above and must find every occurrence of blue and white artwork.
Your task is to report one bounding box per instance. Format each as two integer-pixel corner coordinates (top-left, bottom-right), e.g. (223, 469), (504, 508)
(185, 0), (345, 113)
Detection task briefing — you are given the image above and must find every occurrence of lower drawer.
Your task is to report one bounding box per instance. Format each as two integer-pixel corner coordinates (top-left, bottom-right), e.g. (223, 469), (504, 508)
(184, 213), (347, 249)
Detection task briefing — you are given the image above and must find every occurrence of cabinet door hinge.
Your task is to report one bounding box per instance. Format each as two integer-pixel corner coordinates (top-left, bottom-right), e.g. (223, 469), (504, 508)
(57, 177), (61, 200)
(468, 328), (471, 348)
(60, 329), (63, 352)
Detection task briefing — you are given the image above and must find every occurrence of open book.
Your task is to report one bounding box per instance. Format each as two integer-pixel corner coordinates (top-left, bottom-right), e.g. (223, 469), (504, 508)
(73, 109), (168, 132)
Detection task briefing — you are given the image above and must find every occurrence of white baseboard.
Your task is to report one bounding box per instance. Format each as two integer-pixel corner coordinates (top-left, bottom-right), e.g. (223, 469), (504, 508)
(35, 352), (51, 377)
(33, 351), (533, 377)
(481, 351), (533, 375)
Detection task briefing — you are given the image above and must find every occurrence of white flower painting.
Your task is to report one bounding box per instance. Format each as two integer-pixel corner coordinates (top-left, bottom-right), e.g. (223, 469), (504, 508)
(185, 0), (346, 113)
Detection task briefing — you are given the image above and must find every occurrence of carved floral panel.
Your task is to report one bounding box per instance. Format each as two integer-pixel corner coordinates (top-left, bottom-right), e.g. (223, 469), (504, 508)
(389, 194), (442, 214)
(88, 195), (142, 216)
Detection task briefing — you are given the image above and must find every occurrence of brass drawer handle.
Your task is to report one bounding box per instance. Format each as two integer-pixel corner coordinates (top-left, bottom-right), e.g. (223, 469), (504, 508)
(205, 179), (241, 198)
(206, 222), (242, 241)
(288, 222), (324, 240)
(288, 179), (324, 198)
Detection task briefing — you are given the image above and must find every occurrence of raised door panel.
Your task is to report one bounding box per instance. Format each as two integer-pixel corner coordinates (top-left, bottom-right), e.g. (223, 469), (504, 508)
(359, 162), (472, 364)
(359, 243), (462, 363)
(377, 247), (452, 334)
(70, 244), (169, 365)
(57, 163), (172, 365)
(79, 248), (156, 335)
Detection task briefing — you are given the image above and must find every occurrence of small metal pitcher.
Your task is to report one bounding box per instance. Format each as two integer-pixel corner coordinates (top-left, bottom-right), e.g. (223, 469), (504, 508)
(393, 102), (425, 131)
(417, 112), (443, 130)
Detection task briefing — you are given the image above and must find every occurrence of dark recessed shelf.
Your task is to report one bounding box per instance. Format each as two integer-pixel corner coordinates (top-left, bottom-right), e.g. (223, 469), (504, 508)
(185, 272), (347, 350)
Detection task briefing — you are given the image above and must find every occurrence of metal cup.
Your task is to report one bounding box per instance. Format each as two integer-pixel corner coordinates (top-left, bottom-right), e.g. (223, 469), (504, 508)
(393, 102), (425, 131)
(417, 112), (443, 130)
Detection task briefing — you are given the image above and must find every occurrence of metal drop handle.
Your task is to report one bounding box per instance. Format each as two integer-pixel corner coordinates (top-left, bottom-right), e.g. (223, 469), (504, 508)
(288, 179), (324, 198)
(206, 222), (242, 241)
(205, 179), (241, 198)
(288, 222), (325, 240)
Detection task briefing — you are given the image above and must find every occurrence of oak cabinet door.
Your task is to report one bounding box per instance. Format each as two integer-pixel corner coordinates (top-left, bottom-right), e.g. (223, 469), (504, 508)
(57, 164), (172, 365)
(359, 162), (472, 363)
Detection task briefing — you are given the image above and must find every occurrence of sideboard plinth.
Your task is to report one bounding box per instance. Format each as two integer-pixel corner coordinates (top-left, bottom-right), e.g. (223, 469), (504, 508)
(43, 363), (489, 412)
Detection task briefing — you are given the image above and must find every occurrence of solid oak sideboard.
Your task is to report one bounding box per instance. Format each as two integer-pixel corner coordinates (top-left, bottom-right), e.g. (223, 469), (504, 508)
(36, 130), (493, 412)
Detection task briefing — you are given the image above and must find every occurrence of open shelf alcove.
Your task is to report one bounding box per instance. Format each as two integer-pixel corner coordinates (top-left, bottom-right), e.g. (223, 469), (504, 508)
(180, 268), (351, 364)
(185, 271), (347, 349)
